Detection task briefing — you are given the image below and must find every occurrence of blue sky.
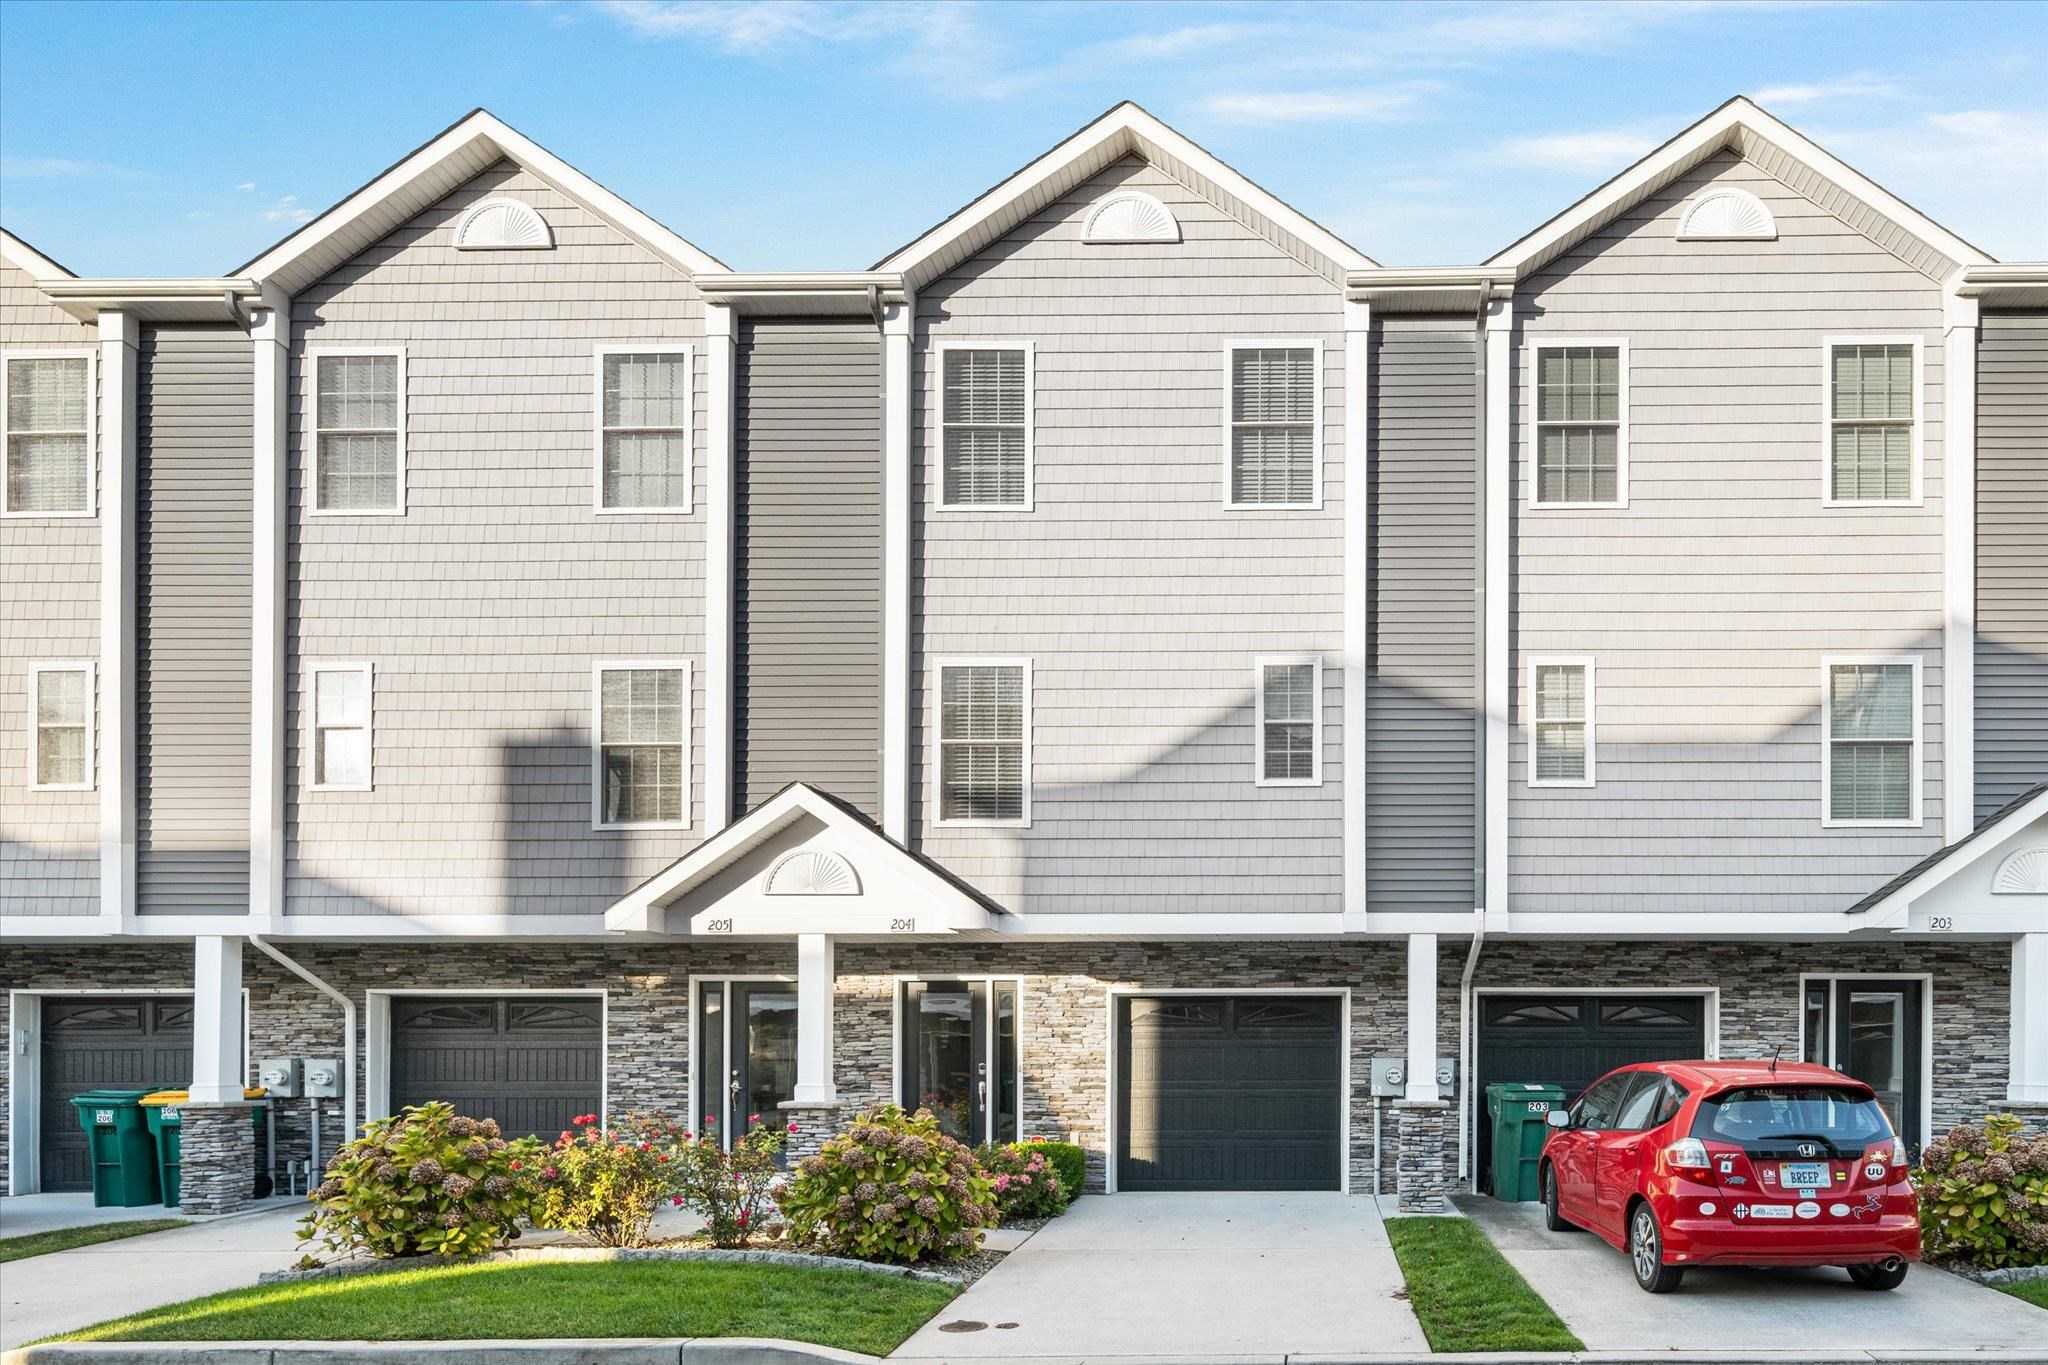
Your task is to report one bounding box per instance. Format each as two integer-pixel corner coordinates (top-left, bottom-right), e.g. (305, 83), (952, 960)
(2, 0), (2043, 276)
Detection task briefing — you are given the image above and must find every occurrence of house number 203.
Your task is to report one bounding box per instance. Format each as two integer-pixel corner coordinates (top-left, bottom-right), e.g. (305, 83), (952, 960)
(1928, 916), (1953, 932)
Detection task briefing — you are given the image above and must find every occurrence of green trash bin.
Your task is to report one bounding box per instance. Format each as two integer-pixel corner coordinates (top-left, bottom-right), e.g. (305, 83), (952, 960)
(68, 1089), (162, 1208)
(141, 1090), (269, 1208)
(1485, 1082), (1568, 1202)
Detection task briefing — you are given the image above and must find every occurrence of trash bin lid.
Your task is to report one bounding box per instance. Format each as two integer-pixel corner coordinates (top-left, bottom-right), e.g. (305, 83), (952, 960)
(139, 1088), (268, 1106)
(69, 1089), (155, 1105)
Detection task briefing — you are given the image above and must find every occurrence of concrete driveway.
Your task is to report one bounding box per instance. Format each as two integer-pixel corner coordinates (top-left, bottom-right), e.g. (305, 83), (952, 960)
(1461, 1195), (2047, 1355)
(891, 1192), (1426, 1359)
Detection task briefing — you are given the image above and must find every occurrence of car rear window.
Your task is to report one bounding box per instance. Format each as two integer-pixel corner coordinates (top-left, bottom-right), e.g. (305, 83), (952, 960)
(1691, 1085), (1892, 1152)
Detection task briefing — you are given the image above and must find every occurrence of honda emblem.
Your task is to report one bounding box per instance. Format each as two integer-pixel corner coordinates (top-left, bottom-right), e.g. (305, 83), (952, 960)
(1796, 1143), (1821, 1159)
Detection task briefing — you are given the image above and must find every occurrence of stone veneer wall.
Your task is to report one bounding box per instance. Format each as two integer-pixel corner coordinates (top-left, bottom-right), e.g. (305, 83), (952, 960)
(177, 1103), (258, 1214)
(1393, 1103), (1455, 1211)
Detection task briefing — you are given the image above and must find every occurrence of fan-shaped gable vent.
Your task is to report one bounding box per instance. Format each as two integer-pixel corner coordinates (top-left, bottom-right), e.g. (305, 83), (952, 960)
(1992, 846), (2048, 894)
(453, 198), (554, 251)
(1082, 191), (1181, 245)
(764, 849), (861, 896)
(1676, 187), (1777, 241)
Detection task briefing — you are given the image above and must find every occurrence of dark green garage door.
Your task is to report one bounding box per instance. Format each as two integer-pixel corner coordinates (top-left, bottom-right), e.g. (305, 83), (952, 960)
(390, 996), (602, 1142)
(41, 997), (192, 1191)
(1474, 993), (1705, 1191)
(1117, 995), (1341, 1191)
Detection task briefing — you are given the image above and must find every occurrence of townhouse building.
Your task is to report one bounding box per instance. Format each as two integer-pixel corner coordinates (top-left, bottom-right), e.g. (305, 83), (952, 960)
(3, 98), (2044, 1213)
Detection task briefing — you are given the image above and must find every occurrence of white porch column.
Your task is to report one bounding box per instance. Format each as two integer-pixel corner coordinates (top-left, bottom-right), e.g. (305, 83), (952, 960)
(1941, 285), (1978, 843)
(1406, 932), (1441, 1103)
(792, 933), (836, 1104)
(249, 293), (291, 930)
(190, 936), (245, 1103)
(98, 309), (139, 929)
(2012, 934), (2048, 1105)
(702, 301), (737, 834)
(880, 299), (914, 843)
(1342, 298), (1371, 929)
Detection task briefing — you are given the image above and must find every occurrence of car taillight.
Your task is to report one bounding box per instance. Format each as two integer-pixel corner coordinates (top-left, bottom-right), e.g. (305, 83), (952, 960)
(1664, 1137), (1712, 1171)
(1865, 1137), (1908, 1171)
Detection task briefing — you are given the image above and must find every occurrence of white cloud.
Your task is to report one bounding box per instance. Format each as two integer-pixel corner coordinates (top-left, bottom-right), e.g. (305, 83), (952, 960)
(593, 0), (910, 53)
(1201, 86), (1439, 126)
(1751, 77), (1899, 106)
(1493, 128), (1661, 174)
(1816, 108), (2048, 257)
(236, 182), (256, 193)
(0, 155), (147, 181)
(261, 195), (313, 225)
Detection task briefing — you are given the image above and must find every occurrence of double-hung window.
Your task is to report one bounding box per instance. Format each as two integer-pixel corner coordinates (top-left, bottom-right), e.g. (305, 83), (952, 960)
(1823, 658), (1920, 826)
(594, 662), (689, 829)
(1528, 658), (1595, 786)
(3, 352), (94, 516)
(936, 660), (1028, 825)
(939, 346), (1031, 508)
(1532, 341), (1626, 507)
(1255, 656), (1321, 786)
(1229, 344), (1318, 506)
(28, 663), (93, 791)
(312, 351), (404, 514)
(1825, 339), (1919, 504)
(306, 663), (373, 791)
(597, 347), (691, 511)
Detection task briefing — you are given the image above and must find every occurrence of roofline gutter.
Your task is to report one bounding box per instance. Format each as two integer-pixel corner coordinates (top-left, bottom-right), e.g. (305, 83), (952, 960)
(1346, 267), (1516, 309)
(39, 276), (266, 322)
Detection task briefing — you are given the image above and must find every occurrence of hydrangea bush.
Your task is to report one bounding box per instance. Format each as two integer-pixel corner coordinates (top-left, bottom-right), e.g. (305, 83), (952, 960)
(776, 1106), (996, 1263)
(1916, 1113), (2048, 1268)
(298, 1101), (542, 1259)
(976, 1141), (1069, 1221)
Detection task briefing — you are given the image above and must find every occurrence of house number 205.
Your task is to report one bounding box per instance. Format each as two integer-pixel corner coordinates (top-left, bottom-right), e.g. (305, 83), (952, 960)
(703, 918), (733, 934)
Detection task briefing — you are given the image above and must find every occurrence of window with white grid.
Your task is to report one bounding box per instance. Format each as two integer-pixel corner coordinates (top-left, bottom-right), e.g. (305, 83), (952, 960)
(307, 663), (372, 791)
(596, 664), (687, 827)
(1529, 660), (1594, 786)
(1824, 660), (1919, 825)
(1827, 341), (1917, 503)
(1229, 345), (1317, 506)
(598, 349), (690, 511)
(938, 662), (1027, 823)
(1533, 343), (1625, 506)
(4, 353), (92, 515)
(1257, 658), (1321, 785)
(941, 348), (1029, 507)
(29, 664), (92, 790)
(313, 352), (402, 513)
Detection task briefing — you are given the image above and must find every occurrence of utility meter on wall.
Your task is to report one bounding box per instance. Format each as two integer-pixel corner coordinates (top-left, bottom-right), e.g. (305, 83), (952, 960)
(1369, 1057), (1407, 1097)
(304, 1060), (342, 1099)
(259, 1057), (302, 1097)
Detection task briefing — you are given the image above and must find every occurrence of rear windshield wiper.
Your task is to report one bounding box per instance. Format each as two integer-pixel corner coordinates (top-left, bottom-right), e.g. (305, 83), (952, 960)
(1754, 1132), (1847, 1157)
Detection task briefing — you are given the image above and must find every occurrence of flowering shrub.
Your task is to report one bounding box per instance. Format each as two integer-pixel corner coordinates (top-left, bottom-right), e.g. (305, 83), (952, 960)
(1020, 1137), (1087, 1203)
(976, 1142), (1068, 1221)
(298, 1101), (541, 1259)
(671, 1114), (789, 1248)
(1916, 1113), (2048, 1268)
(776, 1105), (996, 1263)
(532, 1112), (685, 1248)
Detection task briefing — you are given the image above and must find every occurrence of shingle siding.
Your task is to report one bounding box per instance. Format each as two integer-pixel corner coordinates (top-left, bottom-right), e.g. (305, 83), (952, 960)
(137, 326), (253, 914)
(284, 161), (708, 918)
(735, 318), (882, 820)
(1510, 151), (1947, 914)
(1975, 311), (2048, 820)
(2, 259), (100, 917)
(909, 155), (1347, 914)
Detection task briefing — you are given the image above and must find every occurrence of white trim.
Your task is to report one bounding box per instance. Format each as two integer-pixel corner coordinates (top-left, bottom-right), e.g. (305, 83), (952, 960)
(1482, 300), (1511, 923)
(1525, 336), (1629, 510)
(890, 975), (1027, 1146)
(303, 661), (374, 793)
(98, 311), (137, 931)
(1081, 190), (1181, 245)
(1675, 186), (1778, 241)
(1525, 657), (1596, 788)
(0, 348), (98, 518)
(592, 344), (694, 515)
(1821, 655), (1924, 828)
(687, 974), (795, 1148)
(26, 661), (96, 793)
(1820, 335), (1925, 507)
(930, 656), (1032, 829)
(0, 228), (75, 281)
(249, 295), (291, 932)
(306, 346), (406, 517)
(1343, 300), (1371, 928)
(1104, 986), (1352, 1196)
(1941, 289), (1977, 843)
(702, 302), (736, 835)
(364, 987), (608, 1128)
(451, 196), (554, 251)
(880, 302), (913, 841)
(1253, 654), (1324, 788)
(590, 659), (693, 832)
(1224, 339), (1324, 510)
(1853, 788), (2048, 922)
(932, 340), (1035, 512)
(1796, 971), (1935, 1151)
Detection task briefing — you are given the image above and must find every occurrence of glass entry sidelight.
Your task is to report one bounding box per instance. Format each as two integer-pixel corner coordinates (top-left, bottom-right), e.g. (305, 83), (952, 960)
(1802, 977), (1924, 1151)
(900, 980), (1020, 1146)
(696, 981), (798, 1148)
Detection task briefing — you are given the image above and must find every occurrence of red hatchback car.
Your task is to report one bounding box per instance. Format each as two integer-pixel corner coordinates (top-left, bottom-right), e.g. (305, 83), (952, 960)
(1538, 1060), (1919, 1293)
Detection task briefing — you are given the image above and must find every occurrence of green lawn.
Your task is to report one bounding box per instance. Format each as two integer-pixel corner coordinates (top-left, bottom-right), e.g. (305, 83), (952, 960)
(50, 1259), (955, 1356)
(0, 1219), (187, 1264)
(1995, 1278), (2048, 1311)
(1385, 1216), (1584, 1354)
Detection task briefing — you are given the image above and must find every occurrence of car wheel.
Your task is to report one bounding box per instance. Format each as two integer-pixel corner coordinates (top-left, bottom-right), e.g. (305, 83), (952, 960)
(1541, 1165), (1573, 1232)
(1848, 1261), (1909, 1291)
(1629, 1203), (1685, 1293)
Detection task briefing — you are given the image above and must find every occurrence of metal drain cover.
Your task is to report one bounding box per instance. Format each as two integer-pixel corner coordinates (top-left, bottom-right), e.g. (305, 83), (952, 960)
(938, 1320), (989, 1333)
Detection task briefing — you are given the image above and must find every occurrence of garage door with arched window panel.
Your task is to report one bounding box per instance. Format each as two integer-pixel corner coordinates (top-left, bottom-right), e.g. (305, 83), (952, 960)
(40, 997), (193, 1191)
(389, 996), (602, 1141)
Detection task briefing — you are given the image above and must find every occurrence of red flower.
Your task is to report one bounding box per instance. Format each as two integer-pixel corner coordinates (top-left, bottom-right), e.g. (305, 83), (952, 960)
(542, 1166), (558, 1180)
(639, 1141), (650, 1150)
(509, 1160), (522, 1171)
(705, 1114), (717, 1125)
(683, 1130), (694, 1141)
(671, 1195), (684, 1207)
(747, 1113), (760, 1124)
(786, 1123), (800, 1135)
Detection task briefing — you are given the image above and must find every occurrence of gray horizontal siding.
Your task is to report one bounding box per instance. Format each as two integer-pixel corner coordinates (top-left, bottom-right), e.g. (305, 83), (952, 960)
(1976, 311), (2048, 820)
(137, 325), (253, 914)
(1369, 317), (1479, 912)
(735, 318), (883, 819)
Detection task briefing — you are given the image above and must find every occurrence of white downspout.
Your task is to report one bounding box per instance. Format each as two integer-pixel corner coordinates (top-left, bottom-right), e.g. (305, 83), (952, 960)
(249, 936), (357, 1147)
(1457, 912), (1486, 1185)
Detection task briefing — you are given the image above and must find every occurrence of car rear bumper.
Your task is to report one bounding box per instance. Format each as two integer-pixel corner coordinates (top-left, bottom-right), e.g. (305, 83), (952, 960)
(1664, 1214), (1922, 1266)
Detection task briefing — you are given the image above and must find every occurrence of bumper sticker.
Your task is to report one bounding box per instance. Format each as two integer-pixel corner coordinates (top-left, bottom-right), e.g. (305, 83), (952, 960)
(1795, 1202), (1821, 1219)
(1830, 1203), (1849, 1217)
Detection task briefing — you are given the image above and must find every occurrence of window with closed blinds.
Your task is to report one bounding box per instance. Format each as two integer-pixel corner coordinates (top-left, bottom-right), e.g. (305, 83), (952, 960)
(938, 662), (1027, 823)
(1230, 345), (1317, 505)
(314, 352), (402, 512)
(1257, 658), (1320, 785)
(1825, 661), (1918, 824)
(941, 348), (1029, 507)
(596, 665), (688, 827)
(4, 353), (92, 515)
(1828, 342), (1916, 503)
(1534, 344), (1623, 505)
(30, 664), (92, 790)
(599, 350), (689, 510)
(1529, 660), (1593, 786)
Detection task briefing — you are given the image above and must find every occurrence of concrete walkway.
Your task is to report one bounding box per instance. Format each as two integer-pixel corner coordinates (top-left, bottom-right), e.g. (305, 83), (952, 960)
(1461, 1195), (2048, 1356)
(891, 1192), (1427, 1359)
(0, 1192), (277, 1239)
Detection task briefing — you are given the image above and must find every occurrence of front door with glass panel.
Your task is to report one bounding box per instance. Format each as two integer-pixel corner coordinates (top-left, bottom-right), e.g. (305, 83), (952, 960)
(1803, 977), (1923, 1151)
(696, 981), (797, 1148)
(900, 980), (1018, 1146)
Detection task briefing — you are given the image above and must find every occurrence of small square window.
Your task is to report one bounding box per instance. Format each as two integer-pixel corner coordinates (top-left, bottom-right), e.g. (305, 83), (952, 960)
(3, 353), (93, 515)
(312, 352), (403, 514)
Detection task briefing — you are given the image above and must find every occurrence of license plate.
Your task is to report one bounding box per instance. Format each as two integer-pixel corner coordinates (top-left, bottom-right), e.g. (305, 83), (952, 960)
(1781, 1162), (1827, 1189)
(1745, 1203), (1795, 1220)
